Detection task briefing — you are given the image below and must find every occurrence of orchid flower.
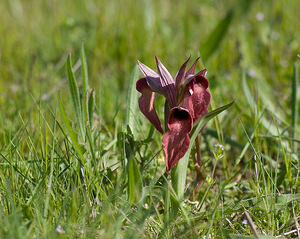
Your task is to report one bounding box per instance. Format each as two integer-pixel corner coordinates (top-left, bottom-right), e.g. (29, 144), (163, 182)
(136, 56), (211, 173)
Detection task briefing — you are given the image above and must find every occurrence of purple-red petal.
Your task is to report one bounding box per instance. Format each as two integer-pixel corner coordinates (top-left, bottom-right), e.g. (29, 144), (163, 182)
(186, 57), (200, 75)
(155, 56), (177, 107)
(162, 107), (193, 173)
(184, 69), (207, 87)
(136, 78), (163, 134)
(178, 72), (210, 121)
(175, 56), (190, 91)
(137, 61), (164, 94)
(191, 76), (211, 120)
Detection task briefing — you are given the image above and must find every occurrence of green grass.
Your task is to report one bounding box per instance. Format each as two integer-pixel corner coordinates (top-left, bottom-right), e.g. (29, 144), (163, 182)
(0, 0), (299, 238)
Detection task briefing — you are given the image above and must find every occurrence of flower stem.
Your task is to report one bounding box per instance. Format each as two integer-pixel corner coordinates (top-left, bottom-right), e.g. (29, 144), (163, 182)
(189, 135), (204, 201)
(195, 135), (202, 167)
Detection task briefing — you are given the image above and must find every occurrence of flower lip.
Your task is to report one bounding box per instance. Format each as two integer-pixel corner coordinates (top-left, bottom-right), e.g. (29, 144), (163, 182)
(172, 106), (190, 120)
(163, 106), (193, 173)
(168, 106), (193, 133)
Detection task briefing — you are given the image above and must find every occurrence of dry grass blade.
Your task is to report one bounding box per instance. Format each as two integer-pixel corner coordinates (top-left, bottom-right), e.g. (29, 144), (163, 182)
(244, 211), (260, 239)
(292, 200), (300, 239)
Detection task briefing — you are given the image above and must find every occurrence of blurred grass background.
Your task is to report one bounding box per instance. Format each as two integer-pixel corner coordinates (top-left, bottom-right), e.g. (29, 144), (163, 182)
(0, 0), (299, 238)
(1, 0), (299, 120)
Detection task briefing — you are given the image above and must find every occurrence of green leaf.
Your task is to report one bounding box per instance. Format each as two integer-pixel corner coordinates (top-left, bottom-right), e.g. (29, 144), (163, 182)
(58, 95), (85, 162)
(87, 89), (95, 130)
(200, 10), (234, 62)
(128, 157), (143, 203)
(85, 90), (96, 162)
(66, 54), (84, 138)
(81, 44), (89, 96)
(291, 63), (298, 151)
(191, 101), (235, 140)
(125, 65), (139, 137)
(172, 100), (234, 199)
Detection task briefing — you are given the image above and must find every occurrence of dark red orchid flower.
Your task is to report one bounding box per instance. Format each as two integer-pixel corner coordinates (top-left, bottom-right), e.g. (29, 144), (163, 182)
(136, 56), (211, 173)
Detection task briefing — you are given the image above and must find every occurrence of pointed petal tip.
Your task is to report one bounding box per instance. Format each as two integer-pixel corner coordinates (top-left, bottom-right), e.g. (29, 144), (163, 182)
(137, 60), (144, 73)
(154, 56), (176, 107)
(137, 60), (161, 80)
(175, 57), (192, 88)
(155, 56), (163, 68)
(186, 57), (201, 75)
(155, 56), (166, 70)
(184, 56), (191, 65)
(137, 60), (147, 71)
(137, 60), (146, 75)
(197, 68), (208, 78)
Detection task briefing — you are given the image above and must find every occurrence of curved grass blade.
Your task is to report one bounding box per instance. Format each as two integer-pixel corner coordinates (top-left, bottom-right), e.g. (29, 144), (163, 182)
(58, 95), (85, 163)
(87, 90), (95, 130)
(81, 44), (89, 96)
(291, 63), (298, 152)
(66, 54), (84, 138)
(85, 90), (96, 162)
(81, 44), (90, 132)
(200, 10), (234, 62)
(125, 65), (139, 137)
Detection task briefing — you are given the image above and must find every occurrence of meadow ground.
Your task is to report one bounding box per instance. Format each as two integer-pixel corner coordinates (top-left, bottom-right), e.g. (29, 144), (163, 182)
(0, 0), (299, 238)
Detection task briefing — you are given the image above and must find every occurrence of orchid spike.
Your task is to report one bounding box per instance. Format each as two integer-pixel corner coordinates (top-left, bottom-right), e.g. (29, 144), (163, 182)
(136, 56), (211, 173)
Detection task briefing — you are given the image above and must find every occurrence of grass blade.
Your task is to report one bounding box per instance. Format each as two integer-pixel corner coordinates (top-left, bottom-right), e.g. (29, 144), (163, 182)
(66, 54), (84, 138)
(200, 10), (234, 62)
(81, 44), (89, 95)
(87, 89), (95, 130)
(58, 95), (85, 163)
(191, 101), (235, 141)
(85, 90), (96, 161)
(125, 65), (139, 137)
(128, 157), (143, 203)
(291, 63), (298, 152)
